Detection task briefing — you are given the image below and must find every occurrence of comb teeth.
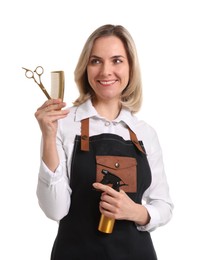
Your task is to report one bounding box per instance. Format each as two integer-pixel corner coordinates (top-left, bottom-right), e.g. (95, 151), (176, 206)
(51, 71), (65, 100)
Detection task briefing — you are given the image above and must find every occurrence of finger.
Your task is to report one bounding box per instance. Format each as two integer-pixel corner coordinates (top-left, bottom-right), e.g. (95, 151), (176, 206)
(45, 109), (69, 118)
(35, 106), (69, 120)
(41, 102), (66, 114)
(100, 200), (115, 212)
(52, 101), (67, 111)
(92, 182), (117, 196)
(37, 98), (63, 111)
(101, 193), (116, 205)
(41, 114), (69, 124)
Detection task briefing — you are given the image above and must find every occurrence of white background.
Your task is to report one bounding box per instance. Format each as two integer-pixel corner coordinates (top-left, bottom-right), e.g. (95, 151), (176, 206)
(0, 0), (198, 259)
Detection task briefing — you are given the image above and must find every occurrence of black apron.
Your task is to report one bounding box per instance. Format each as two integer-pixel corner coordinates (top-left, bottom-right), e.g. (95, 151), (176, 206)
(51, 118), (157, 260)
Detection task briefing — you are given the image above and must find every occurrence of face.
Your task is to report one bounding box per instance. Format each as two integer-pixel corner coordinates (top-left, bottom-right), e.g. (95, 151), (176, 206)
(87, 36), (130, 103)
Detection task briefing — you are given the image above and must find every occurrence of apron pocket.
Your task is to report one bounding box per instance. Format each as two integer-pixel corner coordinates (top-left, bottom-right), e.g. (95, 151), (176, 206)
(96, 155), (137, 193)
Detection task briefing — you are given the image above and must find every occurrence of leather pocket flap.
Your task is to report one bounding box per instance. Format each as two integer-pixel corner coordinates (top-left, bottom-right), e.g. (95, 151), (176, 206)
(96, 155), (137, 193)
(96, 156), (137, 170)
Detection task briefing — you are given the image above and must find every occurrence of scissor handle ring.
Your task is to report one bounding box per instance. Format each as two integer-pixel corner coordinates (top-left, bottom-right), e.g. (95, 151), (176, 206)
(25, 70), (34, 78)
(35, 66), (44, 76)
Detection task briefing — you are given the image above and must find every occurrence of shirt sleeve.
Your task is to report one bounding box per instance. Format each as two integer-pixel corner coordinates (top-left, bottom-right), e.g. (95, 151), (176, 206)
(137, 127), (174, 232)
(36, 134), (72, 221)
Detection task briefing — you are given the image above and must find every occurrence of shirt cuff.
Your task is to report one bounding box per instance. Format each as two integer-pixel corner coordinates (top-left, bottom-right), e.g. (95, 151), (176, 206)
(137, 204), (161, 232)
(38, 160), (65, 186)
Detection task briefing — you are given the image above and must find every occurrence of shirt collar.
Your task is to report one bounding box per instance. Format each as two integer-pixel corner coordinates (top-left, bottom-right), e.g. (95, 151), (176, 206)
(116, 107), (138, 132)
(75, 99), (138, 132)
(75, 99), (98, 121)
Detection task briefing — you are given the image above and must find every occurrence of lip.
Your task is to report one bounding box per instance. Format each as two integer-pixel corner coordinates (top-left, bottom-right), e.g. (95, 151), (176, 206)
(97, 80), (117, 86)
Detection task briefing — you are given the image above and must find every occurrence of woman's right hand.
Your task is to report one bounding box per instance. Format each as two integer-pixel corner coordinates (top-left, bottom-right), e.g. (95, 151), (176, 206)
(35, 99), (69, 138)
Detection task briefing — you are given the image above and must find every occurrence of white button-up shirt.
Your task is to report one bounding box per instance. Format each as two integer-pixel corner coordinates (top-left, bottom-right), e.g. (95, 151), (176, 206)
(37, 99), (173, 232)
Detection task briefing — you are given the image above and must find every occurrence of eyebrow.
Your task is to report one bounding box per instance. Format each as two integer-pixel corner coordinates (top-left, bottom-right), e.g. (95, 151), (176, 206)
(89, 55), (126, 59)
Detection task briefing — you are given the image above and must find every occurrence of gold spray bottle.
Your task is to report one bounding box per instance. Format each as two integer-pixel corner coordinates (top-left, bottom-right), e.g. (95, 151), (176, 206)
(98, 214), (115, 233)
(97, 169), (127, 234)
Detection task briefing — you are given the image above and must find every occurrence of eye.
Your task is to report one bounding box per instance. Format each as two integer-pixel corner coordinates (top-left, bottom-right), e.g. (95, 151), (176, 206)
(90, 58), (101, 65)
(113, 58), (122, 64)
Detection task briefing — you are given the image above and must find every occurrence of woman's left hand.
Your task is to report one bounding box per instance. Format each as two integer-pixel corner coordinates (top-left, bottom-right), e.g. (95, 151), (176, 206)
(92, 182), (150, 225)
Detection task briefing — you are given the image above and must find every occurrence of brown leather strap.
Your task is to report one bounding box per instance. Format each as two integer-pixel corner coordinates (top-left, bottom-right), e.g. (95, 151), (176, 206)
(128, 128), (146, 154)
(81, 118), (89, 151)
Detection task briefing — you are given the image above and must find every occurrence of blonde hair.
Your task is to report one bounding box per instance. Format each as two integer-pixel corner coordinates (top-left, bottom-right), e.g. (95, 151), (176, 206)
(74, 24), (142, 113)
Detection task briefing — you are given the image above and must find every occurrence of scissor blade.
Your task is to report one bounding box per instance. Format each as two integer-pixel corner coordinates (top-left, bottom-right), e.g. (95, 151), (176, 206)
(22, 67), (29, 71)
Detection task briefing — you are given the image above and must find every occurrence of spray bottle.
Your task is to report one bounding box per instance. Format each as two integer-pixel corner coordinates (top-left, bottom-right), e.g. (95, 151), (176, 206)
(98, 169), (127, 234)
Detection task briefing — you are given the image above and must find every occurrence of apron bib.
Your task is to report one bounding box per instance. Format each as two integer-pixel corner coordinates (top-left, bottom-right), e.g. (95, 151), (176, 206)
(51, 118), (157, 260)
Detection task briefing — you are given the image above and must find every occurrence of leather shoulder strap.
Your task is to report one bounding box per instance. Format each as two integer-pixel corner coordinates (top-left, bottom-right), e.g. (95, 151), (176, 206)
(81, 118), (89, 151)
(128, 128), (146, 154)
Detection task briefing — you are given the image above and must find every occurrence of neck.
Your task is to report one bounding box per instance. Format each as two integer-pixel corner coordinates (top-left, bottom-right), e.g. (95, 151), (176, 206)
(92, 99), (122, 121)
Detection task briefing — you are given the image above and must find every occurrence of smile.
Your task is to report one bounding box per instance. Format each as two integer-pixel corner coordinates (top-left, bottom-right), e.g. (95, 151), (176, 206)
(98, 80), (117, 86)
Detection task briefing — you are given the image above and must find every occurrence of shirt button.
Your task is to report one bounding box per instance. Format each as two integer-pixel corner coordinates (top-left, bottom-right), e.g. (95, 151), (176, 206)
(105, 121), (110, 126)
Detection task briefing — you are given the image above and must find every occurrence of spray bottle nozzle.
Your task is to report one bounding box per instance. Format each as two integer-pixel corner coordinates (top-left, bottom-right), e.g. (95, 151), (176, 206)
(100, 169), (128, 191)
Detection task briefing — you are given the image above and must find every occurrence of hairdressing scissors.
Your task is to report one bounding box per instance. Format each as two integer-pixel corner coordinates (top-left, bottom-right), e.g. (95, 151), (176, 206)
(22, 66), (51, 99)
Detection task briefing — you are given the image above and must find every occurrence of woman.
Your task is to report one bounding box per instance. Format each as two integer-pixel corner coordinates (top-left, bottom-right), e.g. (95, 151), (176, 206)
(35, 24), (173, 260)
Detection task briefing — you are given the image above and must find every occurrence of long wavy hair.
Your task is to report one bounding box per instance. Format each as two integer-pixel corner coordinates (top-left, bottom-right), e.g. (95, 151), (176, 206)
(74, 24), (142, 113)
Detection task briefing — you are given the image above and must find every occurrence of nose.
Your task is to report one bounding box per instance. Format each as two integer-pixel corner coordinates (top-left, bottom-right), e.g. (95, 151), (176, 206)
(100, 62), (112, 76)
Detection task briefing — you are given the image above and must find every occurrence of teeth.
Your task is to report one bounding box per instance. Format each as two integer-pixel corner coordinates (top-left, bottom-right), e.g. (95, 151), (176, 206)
(100, 80), (115, 85)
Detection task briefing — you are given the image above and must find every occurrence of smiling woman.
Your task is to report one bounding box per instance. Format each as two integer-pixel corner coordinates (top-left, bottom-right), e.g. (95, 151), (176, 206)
(74, 24), (142, 114)
(86, 36), (130, 119)
(35, 24), (173, 260)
